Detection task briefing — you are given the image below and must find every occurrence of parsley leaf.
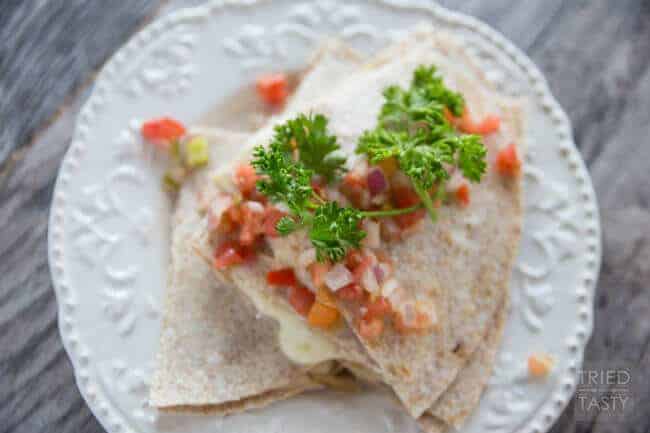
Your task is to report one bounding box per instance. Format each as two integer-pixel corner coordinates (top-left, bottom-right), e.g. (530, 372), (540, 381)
(272, 113), (345, 183)
(310, 202), (365, 262)
(251, 142), (313, 215)
(356, 64), (487, 221)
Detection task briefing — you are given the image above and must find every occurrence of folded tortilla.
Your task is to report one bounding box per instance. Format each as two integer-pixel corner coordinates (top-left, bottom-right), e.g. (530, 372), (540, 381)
(299, 27), (523, 418)
(149, 129), (321, 413)
(206, 25), (524, 420)
(154, 26), (523, 429)
(150, 41), (367, 412)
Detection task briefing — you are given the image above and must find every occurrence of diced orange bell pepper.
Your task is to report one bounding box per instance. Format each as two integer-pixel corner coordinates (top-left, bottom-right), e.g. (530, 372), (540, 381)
(376, 157), (399, 177)
(495, 143), (521, 177)
(288, 285), (315, 317)
(528, 353), (554, 378)
(214, 241), (245, 270)
(141, 117), (186, 146)
(256, 73), (288, 106)
(455, 183), (471, 207)
(307, 301), (340, 329)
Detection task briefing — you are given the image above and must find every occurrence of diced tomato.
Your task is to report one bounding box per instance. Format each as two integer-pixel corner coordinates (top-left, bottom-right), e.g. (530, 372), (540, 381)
(359, 316), (384, 340)
(256, 73), (288, 106)
(262, 207), (287, 238)
(472, 115), (501, 135)
(311, 178), (327, 200)
(457, 108), (501, 135)
(352, 255), (373, 284)
(455, 183), (471, 207)
(239, 203), (265, 246)
(345, 250), (364, 269)
(288, 285), (315, 317)
(141, 117), (186, 145)
(392, 186), (420, 208)
(393, 209), (426, 229)
(495, 143), (521, 177)
(310, 262), (331, 289)
(266, 268), (298, 287)
(234, 164), (259, 197)
(225, 204), (243, 224)
(214, 241), (245, 270)
(343, 171), (368, 190)
(365, 296), (392, 319)
(337, 283), (365, 301)
(340, 171), (369, 208)
(307, 302), (340, 329)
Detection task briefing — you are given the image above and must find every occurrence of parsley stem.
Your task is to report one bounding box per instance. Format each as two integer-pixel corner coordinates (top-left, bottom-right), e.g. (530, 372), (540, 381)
(311, 190), (326, 204)
(413, 183), (438, 223)
(361, 204), (423, 218)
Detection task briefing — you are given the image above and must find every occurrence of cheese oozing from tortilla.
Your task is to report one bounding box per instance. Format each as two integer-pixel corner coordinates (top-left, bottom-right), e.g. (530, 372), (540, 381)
(211, 163), (341, 366)
(257, 293), (340, 365)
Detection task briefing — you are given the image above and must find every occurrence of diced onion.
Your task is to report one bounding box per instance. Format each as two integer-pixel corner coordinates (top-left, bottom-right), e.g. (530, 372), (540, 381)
(380, 219), (401, 241)
(390, 171), (411, 189)
(298, 248), (317, 268)
(296, 248), (318, 292)
(417, 300), (438, 326)
(362, 220), (381, 249)
(361, 267), (380, 294)
(367, 168), (387, 196)
(244, 200), (265, 213)
(401, 302), (417, 327)
(324, 264), (353, 292)
(381, 278), (399, 298)
(386, 285), (406, 309)
(207, 194), (232, 231)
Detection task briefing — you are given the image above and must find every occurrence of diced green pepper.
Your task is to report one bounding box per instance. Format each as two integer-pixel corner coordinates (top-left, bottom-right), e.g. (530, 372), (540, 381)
(185, 136), (209, 168)
(163, 165), (186, 192)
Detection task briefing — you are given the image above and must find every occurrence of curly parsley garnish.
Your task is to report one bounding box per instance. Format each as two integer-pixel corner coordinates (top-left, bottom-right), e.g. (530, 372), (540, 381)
(271, 113), (345, 183)
(251, 65), (487, 261)
(252, 114), (418, 262)
(356, 65), (487, 221)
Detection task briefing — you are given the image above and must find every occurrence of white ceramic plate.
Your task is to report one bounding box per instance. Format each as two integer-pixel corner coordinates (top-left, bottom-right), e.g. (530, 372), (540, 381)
(48, 1), (601, 433)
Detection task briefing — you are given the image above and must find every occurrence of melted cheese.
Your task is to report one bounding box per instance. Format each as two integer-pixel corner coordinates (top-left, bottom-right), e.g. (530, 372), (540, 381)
(240, 280), (341, 365)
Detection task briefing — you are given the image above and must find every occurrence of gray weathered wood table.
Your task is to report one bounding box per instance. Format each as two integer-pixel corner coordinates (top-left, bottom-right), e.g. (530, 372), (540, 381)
(1, 1), (648, 432)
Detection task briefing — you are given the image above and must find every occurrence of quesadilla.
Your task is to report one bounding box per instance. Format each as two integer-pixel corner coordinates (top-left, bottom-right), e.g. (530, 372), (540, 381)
(149, 24), (524, 432)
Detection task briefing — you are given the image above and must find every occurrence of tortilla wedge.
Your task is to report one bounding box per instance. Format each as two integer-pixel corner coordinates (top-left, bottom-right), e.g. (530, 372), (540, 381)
(149, 129), (322, 413)
(207, 26), (524, 419)
(150, 41), (367, 412)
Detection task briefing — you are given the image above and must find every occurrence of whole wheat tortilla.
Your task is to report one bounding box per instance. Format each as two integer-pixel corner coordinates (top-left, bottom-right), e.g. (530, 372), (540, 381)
(210, 27), (524, 419)
(150, 41), (367, 412)
(282, 27), (524, 418)
(159, 27), (523, 426)
(149, 129), (320, 413)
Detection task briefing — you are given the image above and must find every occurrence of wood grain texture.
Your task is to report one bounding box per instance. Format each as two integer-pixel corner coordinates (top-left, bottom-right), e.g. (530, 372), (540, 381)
(0, 1), (649, 433)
